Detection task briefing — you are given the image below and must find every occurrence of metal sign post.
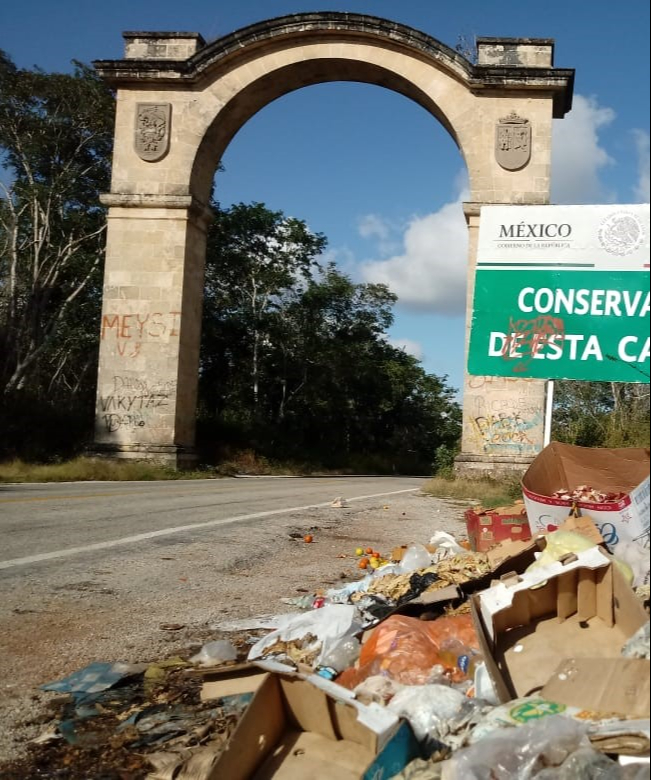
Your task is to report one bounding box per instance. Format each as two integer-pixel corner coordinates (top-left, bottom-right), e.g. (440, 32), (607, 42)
(543, 380), (554, 446)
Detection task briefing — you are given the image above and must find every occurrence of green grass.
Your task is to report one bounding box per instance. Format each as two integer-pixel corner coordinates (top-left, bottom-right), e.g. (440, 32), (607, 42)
(422, 474), (523, 508)
(0, 457), (217, 483)
(0, 449), (323, 482)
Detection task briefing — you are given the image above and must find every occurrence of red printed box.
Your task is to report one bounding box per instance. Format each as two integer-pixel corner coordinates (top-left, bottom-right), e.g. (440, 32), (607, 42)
(465, 503), (531, 553)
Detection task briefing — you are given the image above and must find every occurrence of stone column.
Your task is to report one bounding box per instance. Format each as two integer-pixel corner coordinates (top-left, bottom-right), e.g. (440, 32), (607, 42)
(92, 194), (211, 467)
(454, 34), (559, 477)
(456, 204), (546, 477)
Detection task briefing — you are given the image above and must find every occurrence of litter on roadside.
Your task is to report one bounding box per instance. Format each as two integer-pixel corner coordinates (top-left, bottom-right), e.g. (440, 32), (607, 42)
(19, 443), (651, 778)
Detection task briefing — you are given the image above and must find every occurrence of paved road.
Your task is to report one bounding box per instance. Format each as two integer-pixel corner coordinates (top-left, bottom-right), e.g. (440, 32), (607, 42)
(0, 476), (427, 572)
(0, 475), (450, 764)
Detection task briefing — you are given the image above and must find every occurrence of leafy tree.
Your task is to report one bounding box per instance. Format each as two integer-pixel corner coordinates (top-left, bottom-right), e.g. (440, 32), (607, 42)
(201, 202), (326, 414)
(552, 380), (649, 448)
(200, 202), (461, 472)
(0, 51), (114, 400)
(0, 52), (114, 458)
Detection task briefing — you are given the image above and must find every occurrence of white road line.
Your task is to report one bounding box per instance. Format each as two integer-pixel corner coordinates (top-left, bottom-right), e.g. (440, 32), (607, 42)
(0, 488), (418, 570)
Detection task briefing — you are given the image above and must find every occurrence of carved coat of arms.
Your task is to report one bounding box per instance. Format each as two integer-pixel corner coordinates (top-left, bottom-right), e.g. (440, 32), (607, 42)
(135, 103), (171, 162)
(495, 111), (531, 171)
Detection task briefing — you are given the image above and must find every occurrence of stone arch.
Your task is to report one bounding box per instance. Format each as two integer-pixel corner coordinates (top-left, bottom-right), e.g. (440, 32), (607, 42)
(93, 13), (573, 469)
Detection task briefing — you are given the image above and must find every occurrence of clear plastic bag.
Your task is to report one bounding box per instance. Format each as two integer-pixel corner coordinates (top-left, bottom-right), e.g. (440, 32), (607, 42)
(190, 639), (237, 667)
(441, 715), (591, 779)
(387, 683), (484, 751)
(398, 544), (433, 573)
(319, 635), (361, 672)
(621, 620), (650, 659)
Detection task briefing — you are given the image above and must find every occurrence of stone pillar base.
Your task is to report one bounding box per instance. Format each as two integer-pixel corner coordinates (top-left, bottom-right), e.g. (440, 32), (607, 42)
(454, 452), (534, 479)
(88, 443), (198, 470)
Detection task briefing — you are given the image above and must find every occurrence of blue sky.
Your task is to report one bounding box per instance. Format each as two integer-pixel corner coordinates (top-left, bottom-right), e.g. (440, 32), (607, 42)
(2, 0), (649, 395)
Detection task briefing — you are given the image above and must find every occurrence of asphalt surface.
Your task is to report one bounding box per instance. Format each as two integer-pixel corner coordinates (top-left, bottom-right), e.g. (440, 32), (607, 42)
(0, 476), (427, 572)
(0, 475), (468, 765)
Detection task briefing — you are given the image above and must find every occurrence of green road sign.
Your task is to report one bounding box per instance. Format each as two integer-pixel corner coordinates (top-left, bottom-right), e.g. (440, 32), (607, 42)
(468, 205), (650, 383)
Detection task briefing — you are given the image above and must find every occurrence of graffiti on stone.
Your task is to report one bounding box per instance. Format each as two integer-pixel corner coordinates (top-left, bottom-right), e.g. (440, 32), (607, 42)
(471, 410), (543, 454)
(112, 376), (177, 395)
(99, 375), (176, 435)
(101, 311), (181, 359)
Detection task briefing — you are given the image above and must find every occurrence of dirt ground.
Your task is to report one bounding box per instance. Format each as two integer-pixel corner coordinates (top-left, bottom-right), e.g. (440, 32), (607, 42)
(0, 489), (469, 775)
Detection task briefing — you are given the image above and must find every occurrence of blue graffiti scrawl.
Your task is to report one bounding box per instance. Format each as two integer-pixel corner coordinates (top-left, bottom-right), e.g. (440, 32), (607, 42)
(472, 411), (543, 456)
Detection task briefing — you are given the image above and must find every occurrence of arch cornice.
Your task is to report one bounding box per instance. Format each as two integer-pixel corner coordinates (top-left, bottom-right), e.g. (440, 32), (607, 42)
(94, 13), (573, 117)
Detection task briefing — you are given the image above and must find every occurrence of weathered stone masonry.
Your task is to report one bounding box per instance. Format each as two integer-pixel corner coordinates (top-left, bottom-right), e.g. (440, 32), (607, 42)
(92, 13), (574, 470)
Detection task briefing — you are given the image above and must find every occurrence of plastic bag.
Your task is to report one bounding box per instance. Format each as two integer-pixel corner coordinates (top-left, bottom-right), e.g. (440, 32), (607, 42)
(336, 613), (480, 688)
(248, 604), (360, 666)
(353, 674), (405, 705)
(526, 530), (596, 572)
(387, 683), (484, 751)
(441, 715), (590, 779)
(614, 542), (650, 587)
(535, 747), (627, 779)
(319, 636), (361, 674)
(429, 531), (466, 560)
(190, 640), (237, 667)
(399, 544), (433, 573)
(469, 696), (592, 744)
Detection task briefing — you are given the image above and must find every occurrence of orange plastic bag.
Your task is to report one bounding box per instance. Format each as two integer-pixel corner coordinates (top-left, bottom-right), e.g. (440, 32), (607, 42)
(337, 613), (480, 689)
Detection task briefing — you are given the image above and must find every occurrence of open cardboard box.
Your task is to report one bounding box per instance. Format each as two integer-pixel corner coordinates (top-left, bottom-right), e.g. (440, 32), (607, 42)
(521, 443), (650, 578)
(209, 670), (419, 779)
(471, 546), (649, 718)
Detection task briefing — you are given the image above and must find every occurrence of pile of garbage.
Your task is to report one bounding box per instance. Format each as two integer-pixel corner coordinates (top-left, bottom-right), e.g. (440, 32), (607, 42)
(13, 517), (648, 780)
(7, 443), (651, 779)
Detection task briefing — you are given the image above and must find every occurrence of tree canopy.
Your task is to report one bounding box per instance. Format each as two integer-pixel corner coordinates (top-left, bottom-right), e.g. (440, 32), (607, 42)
(199, 202), (461, 472)
(0, 52), (114, 399)
(0, 52), (115, 456)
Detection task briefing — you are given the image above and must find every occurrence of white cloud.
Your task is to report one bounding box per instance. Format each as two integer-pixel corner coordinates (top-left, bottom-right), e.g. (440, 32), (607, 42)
(552, 94), (615, 204)
(357, 213), (401, 256)
(387, 337), (423, 360)
(359, 199), (468, 315)
(633, 129), (650, 202)
(358, 213), (389, 242)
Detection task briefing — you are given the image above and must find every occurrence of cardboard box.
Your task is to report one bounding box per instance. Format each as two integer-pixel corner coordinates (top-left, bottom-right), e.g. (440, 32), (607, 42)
(465, 503), (532, 552)
(210, 672), (420, 779)
(198, 663), (268, 702)
(471, 547), (649, 712)
(541, 658), (649, 718)
(522, 442), (650, 570)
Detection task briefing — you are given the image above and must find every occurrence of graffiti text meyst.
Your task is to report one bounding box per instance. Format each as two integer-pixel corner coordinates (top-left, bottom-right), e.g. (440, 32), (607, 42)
(101, 310), (181, 357)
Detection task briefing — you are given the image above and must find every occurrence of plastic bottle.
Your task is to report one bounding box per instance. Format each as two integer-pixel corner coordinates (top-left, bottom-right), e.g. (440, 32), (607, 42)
(317, 636), (361, 679)
(437, 638), (483, 679)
